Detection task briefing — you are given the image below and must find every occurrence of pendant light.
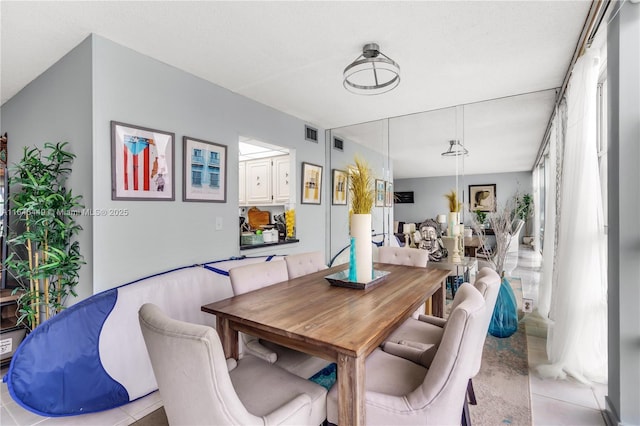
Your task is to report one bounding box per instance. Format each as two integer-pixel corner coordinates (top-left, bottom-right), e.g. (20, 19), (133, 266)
(343, 43), (400, 95)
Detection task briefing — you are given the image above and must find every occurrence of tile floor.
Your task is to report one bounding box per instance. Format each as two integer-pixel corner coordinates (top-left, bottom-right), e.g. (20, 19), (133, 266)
(518, 247), (609, 426)
(1, 247), (609, 425)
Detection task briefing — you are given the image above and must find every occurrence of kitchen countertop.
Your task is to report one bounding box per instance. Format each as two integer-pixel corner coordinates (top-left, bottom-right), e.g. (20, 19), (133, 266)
(239, 238), (299, 251)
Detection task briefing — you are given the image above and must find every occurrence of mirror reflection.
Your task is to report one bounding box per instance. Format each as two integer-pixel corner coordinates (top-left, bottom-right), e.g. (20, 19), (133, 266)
(326, 91), (545, 264)
(327, 120), (391, 265)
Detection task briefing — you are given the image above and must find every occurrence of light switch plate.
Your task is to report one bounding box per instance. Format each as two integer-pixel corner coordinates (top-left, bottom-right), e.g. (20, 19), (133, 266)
(215, 217), (223, 230)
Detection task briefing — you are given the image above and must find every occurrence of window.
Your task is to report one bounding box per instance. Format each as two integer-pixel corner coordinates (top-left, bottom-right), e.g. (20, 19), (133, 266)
(191, 170), (202, 187)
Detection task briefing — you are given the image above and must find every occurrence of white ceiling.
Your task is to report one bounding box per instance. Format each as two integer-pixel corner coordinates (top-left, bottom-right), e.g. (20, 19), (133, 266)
(0, 1), (591, 178)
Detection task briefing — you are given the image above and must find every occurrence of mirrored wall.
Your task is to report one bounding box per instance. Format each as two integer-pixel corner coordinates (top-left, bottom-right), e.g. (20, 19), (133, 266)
(326, 119), (392, 264)
(325, 90), (552, 261)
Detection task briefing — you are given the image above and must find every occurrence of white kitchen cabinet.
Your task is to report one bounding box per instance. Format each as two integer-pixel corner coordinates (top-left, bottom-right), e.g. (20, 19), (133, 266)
(245, 158), (272, 204)
(238, 161), (246, 205)
(240, 155), (290, 206)
(272, 156), (290, 204)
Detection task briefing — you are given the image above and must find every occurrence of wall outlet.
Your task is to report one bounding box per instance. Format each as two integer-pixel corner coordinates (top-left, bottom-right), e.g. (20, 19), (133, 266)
(522, 298), (534, 313)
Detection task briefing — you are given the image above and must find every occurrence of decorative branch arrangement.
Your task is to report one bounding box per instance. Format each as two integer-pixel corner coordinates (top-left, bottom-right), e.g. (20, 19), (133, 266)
(5, 142), (84, 329)
(471, 194), (521, 274)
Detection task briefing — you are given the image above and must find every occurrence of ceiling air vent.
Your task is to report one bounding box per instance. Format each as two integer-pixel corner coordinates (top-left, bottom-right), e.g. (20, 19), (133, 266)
(305, 125), (318, 143)
(333, 137), (344, 151)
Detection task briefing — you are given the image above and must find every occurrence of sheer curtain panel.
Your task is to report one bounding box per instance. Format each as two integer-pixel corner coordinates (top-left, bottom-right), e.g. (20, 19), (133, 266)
(540, 49), (608, 384)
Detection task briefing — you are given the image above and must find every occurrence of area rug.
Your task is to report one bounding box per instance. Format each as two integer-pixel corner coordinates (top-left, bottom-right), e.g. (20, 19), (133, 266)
(309, 362), (337, 390)
(467, 277), (532, 426)
(469, 317), (531, 425)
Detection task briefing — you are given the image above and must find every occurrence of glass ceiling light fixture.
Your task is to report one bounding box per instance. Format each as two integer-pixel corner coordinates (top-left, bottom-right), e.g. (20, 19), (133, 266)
(441, 140), (469, 157)
(343, 43), (400, 95)
(442, 105), (469, 224)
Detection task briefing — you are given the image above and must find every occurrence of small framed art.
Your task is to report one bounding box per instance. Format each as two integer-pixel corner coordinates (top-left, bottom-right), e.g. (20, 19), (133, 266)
(301, 162), (323, 204)
(332, 169), (348, 205)
(469, 184), (497, 212)
(375, 179), (385, 207)
(111, 121), (175, 201)
(183, 136), (227, 202)
(385, 181), (393, 207)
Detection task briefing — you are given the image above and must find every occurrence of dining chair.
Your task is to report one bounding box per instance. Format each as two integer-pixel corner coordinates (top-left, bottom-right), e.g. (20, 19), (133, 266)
(378, 246), (428, 267)
(382, 267), (501, 408)
(378, 246), (429, 318)
(284, 251), (328, 279)
(138, 303), (327, 426)
(327, 283), (486, 425)
(229, 260), (332, 378)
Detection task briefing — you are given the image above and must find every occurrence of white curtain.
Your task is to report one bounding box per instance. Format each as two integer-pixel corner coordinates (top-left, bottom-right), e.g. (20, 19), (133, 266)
(537, 114), (557, 319)
(532, 163), (541, 252)
(539, 49), (608, 384)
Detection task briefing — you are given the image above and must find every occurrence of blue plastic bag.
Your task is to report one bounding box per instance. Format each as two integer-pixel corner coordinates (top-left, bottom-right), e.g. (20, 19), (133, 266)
(488, 277), (518, 338)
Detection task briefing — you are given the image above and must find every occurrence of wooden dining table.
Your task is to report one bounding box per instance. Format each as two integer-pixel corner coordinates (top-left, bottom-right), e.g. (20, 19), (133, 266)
(201, 262), (450, 426)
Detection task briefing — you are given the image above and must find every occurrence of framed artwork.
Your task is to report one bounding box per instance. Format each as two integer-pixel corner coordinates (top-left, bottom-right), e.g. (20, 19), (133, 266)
(183, 136), (227, 203)
(469, 184), (497, 212)
(332, 169), (348, 205)
(111, 121), (175, 201)
(375, 179), (385, 207)
(301, 162), (323, 204)
(394, 191), (414, 204)
(384, 181), (393, 207)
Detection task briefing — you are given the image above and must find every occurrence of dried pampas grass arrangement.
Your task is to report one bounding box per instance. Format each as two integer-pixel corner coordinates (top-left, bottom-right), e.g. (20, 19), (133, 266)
(444, 189), (462, 212)
(348, 157), (374, 214)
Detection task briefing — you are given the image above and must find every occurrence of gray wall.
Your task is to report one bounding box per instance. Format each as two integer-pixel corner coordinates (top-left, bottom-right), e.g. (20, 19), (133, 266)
(393, 171), (533, 226)
(2, 34), (328, 297)
(1, 38), (94, 302)
(606, 2), (640, 424)
(91, 35), (327, 291)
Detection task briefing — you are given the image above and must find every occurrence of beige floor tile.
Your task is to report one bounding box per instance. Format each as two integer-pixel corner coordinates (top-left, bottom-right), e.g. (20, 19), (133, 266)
(530, 372), (601, 410)
(591, 383), (608, 411)
(1, 405), (19, 426)
(1, 385), (10, 407)
(2, 399), (48, 426)
(37, 407), (133, 426)
(527, 335), (546, 351)
(532, 394), (606, 426)
(118, 391), (163, 420)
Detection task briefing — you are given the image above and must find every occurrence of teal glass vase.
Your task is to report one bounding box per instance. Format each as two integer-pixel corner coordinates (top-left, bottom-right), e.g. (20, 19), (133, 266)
(348, 237), (357, 282)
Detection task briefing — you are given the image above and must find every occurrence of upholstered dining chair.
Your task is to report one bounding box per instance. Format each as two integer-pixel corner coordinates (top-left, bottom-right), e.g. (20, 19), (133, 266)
(138, 303), (327, 426)
(382, 267), (501, 410)
(284, 251), (328, 279)
(378, 246), (429, 267)
(327, 284), (486, 426)
(378, 246), (429, 318)
(229, 260), (331, 378)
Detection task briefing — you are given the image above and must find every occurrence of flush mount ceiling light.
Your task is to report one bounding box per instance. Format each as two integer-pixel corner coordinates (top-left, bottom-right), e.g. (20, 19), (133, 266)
(343, 43), (400, 95)
(441, 140), (469, 157)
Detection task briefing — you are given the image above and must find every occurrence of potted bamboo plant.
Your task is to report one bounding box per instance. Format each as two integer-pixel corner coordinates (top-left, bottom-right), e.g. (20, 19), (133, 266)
(4, 142), (84, 330)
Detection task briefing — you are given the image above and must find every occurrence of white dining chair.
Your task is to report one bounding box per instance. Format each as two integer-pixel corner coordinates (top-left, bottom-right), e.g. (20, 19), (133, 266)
(327, 283), (487, 425)
(138, 303), (327, 426)
(378, 246), (429, 318)
(382, 267), (501, 409)
(229, 260), (332, 379)
(284, 251), (328, 279)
